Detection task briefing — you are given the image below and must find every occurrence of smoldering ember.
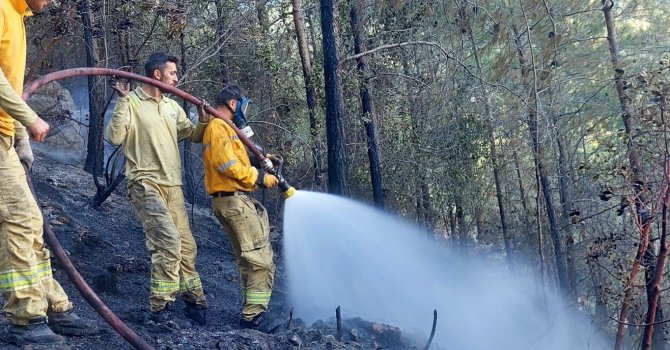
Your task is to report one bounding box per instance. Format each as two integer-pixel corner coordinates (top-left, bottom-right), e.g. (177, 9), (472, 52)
(0, 0), (667, 349)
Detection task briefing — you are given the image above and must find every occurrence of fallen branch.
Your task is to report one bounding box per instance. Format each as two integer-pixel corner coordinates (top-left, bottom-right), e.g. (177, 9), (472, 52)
(608, 313), (670, 327)
(423, 309), (437, 350)
(341, 41), (442, 63)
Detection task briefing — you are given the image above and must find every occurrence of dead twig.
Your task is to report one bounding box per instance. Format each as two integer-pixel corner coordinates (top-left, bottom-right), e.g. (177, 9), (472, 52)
(423, 309), (438, 350)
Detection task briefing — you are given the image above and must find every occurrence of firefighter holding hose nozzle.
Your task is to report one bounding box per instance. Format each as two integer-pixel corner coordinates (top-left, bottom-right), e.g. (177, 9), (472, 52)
(203, 85), (286, 333)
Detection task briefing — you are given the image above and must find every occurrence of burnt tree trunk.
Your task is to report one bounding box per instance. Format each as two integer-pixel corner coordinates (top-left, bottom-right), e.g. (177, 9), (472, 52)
(180, 29), (196, 204)
(320, 0), (348, 195)
(291, 0), (323, 187)
(81, 0), (104, 177)
(350, 0), (385, 209)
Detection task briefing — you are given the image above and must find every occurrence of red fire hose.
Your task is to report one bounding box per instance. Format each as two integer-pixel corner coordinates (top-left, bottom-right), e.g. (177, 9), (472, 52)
(23, 68), (269, 161)
(20, 68), (279, 349)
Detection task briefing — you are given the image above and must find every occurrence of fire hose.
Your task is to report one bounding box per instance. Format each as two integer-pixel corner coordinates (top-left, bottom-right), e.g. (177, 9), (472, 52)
(20, 68), (297, 349)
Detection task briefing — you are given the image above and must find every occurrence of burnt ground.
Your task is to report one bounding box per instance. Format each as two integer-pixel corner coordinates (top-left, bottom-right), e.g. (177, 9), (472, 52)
(0, 152), (425, 350)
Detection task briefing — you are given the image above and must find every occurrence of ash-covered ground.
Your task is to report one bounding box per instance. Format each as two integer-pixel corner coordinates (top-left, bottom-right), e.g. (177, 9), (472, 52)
(0, 152), (425, 350)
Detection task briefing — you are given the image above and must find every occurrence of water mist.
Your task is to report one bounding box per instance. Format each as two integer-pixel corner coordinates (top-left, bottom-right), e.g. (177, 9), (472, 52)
(283, 191), (608, 350)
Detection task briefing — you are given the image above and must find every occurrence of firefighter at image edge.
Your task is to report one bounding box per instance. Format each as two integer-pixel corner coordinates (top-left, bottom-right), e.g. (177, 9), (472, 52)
(0, 0), (98, 345)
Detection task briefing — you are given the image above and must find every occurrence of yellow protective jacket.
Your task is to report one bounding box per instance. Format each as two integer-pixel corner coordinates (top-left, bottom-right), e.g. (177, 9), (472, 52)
(0, 0), (38, 138)
(203, 118), (260, 195)
(106, 86), (207, 186)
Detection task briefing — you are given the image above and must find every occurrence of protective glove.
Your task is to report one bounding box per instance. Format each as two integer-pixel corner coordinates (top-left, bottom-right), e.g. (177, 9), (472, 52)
(266, 153), (283, 167)
(256, 169), (279, 188)
(14, 136), (34, 170)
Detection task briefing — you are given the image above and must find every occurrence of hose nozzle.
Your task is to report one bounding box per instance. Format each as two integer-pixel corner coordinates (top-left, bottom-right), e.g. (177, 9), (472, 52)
(268, 166), (297, 199)
(278, 178), (297, 198)
(282, 186), (297, 199)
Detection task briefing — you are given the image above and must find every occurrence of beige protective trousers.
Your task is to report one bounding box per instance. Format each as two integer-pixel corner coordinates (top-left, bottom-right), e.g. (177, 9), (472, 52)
(212, 194), (275, 321)
(0, 134), (72, 325)
(128, 180), (206, 312)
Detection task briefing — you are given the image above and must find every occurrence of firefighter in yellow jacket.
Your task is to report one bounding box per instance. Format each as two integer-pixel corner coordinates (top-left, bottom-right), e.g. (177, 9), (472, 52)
(107, 53), (208, 325)
(0, 0), (99, 345)
(203, 85), (282, 332)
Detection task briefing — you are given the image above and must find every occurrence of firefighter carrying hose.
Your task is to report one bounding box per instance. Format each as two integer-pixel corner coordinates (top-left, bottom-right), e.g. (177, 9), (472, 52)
(107, 52), (209, 326)
(0, 0), (99, 345)
(203, 85), (285, 333)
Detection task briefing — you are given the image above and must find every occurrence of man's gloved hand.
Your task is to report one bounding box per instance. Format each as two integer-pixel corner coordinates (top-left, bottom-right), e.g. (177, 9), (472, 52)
(14, 136), (34, 170)
(263, 174), (279, 188)
(266, 153), (283, 166)
(257, 169), (279, 188)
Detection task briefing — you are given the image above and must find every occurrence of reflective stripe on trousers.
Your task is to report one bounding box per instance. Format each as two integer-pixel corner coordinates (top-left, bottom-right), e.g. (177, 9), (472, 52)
(128, 180), (207, 311)
(0, 134), (72, 325)
(212, 195), (275, 320)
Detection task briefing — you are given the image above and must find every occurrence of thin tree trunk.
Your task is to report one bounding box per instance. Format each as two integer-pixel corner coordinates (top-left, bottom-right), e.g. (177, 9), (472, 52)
(514, 150), (531, 216)
(642, 182), (670, 350)
(455, 195), (467, 251)
(462, 1), (512, 266)
(320, 0), (348, 195)
(615, 208), (656, 350)
(81, 0), (104, 177)
(291, 0), (323, 187)
(180, 29), (196, 204)
(587, 239), (609, 329)
(511, 13), (568, 292)
(350, 0), (385, 209)
(215, 0), (228, 83)
(448, 206), (457, 245)
(601, 0), (641, 180)
(601, 1), (656, 347)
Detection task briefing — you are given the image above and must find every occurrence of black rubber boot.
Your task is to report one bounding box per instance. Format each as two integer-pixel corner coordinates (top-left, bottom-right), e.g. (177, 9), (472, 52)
(148, 305), (173, 324)
(184, 302), (207, 326)
(239, 312), (285, 334)
(5, 321), (65, 345)
(48, 310), (99, 336)
(147, 303), (191, 331)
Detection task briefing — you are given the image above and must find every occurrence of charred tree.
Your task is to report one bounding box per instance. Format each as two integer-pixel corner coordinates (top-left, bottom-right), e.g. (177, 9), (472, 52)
(80, 0), (104, 177)
(180, 28), (197, 204)
(320, 0), (349, 195)
(291, 0), (323, 187)
(350, 0), (385, 209)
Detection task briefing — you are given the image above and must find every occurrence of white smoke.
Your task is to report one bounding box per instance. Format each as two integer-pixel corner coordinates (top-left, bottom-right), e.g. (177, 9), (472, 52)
(284, 191), (608, 350)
